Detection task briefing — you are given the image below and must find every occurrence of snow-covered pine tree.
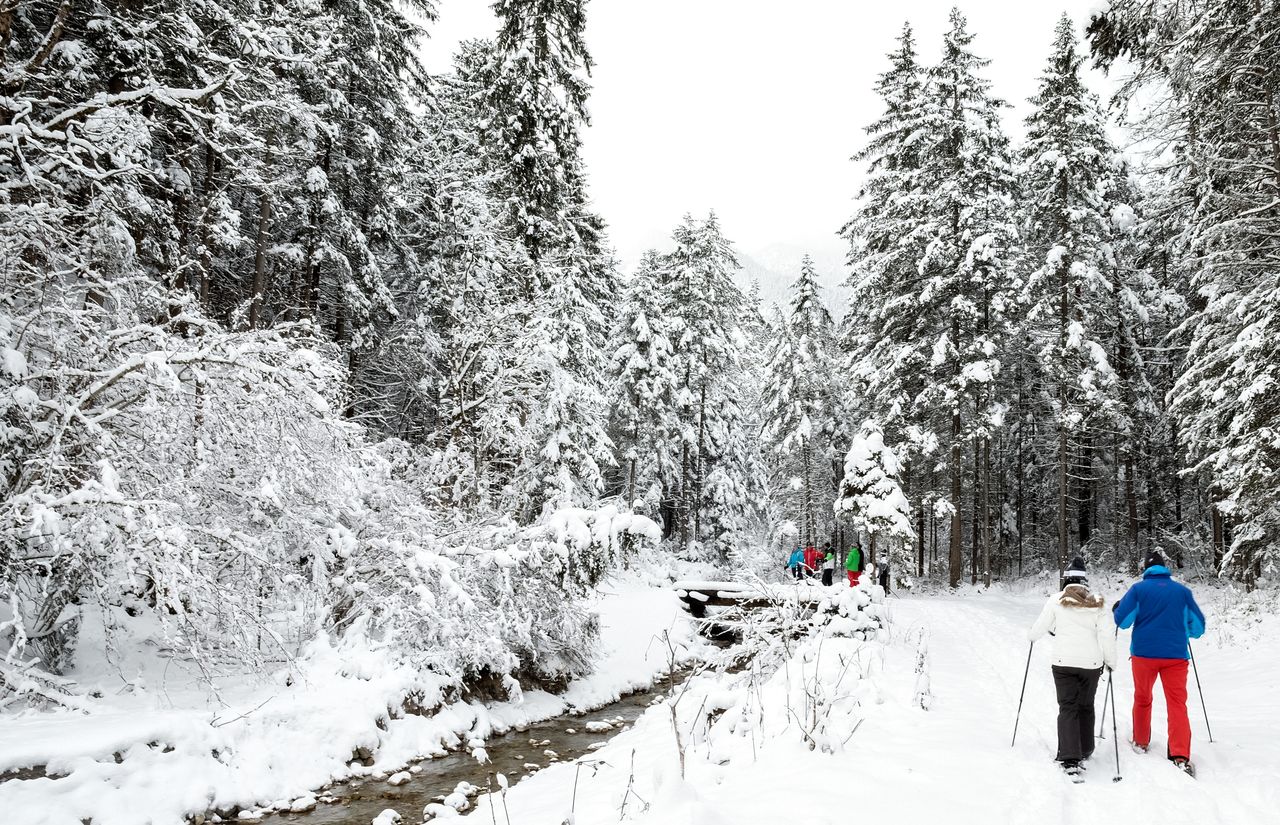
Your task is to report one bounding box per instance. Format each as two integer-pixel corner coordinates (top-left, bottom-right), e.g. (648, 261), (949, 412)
(515, 253), (615, 520)
(484, 0), (592, 283)
(1019, 14), (1139, 573)
(1091, 0), (1280, 585)
(842, 10), (1018, 587)
(834, 420), (915, 576)
(661, 213), (755, 556)
(761, 256), (840, 551)
(470, 0), (615, 522)
(840, 21), (930, 435)
(611, 252), (679, 515)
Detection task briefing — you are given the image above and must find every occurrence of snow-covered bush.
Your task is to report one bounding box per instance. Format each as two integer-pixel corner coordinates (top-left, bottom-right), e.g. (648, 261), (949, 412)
(671, 583), (887, 764)
(0, 275), (660, 705)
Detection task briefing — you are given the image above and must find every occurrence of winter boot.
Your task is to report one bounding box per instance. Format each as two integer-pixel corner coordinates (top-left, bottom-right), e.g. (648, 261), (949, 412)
(1062, 760), (1084, 783)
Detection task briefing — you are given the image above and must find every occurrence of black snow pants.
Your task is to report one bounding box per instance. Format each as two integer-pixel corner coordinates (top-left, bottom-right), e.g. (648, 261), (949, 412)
(1051, 665), (1103, 761)
(821, 569), (834, 586)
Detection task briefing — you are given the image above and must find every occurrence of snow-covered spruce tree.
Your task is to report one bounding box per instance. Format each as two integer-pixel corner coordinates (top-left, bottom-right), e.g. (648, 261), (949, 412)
(761, 257), (840, 551)
(276, 0), (438, 421)
(843, 10), (1018, 587)
(1090, 1), (1280, 585)
(921, 9), (1021, 589)
(835, 420), (915, 579)
(475, 0), (616, 523)
(1019, 14), (1145, 572)
(660, 213), (759, 558)
(513, 253), (616, 521)
(840, 21), (930, 438)
(408, 53), (539, 509)
(483, 0), (592, 281)
(611, 252), (680, 515)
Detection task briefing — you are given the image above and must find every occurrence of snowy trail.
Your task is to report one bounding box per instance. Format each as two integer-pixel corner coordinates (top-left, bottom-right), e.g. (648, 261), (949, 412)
(467, 587), (1280, 825)
(878, 591), (1280, 824)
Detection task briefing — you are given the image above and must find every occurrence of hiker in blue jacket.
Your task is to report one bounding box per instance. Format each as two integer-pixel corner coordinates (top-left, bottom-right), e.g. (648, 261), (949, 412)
(787, 546), (804, 580)
(1113, 550), (1206, 775)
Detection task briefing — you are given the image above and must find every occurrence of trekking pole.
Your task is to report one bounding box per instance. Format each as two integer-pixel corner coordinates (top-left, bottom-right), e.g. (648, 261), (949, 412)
(1108, 667), (1122, 782)
(1099, 626), (1119, 739)
(1189, 641), (1214, 743)
(1098, 675), (1111, 739)
(1011, 642), (1033, 747)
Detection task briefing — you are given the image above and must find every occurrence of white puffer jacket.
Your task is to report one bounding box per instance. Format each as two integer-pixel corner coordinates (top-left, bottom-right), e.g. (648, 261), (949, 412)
(1028, 585), (1117, 670)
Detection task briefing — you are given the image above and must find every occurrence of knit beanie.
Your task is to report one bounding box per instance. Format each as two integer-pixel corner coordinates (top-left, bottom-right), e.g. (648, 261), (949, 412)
(1063, 556), (1088, 583)
(1144, 550), (1166, 570)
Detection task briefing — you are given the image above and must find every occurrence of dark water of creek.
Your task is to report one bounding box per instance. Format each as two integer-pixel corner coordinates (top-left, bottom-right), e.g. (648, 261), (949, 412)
(259, 678), (683, 825)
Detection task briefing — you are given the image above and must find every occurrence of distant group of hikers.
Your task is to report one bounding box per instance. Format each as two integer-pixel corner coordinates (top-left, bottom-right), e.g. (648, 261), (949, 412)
(784, 542), (890, 592)
(1027, 551), (1206, 780)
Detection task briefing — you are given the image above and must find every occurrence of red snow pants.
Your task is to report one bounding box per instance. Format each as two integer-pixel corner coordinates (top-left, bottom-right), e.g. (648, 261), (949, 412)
(1131, 656), (1191, 759)
(847, 571), (861, 587)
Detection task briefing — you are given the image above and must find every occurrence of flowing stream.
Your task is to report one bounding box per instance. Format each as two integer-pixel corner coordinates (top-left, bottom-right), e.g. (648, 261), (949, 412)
(258, 677), (682, 825)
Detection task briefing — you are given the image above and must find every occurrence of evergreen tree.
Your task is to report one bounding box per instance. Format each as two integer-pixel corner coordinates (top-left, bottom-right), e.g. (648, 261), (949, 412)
(835, 419), (915, 571)
(1019, 14), (1140, 571)
(840, 21), (930, 432)
(1091, 0), (1280, 584)
(611, 252), (679, 514)
(661, 213), (751, 555)
(843, 9), (1018, 587)
(484, 0), (593, 279)
(762, 256), (839, 550)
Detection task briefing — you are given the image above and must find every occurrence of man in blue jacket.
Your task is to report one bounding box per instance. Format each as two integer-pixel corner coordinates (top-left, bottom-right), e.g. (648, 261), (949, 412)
(1113, 551), (1206, 774)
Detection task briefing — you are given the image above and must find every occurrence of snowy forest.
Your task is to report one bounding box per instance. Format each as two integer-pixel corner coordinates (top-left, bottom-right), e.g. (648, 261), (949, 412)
(3, 1), (1280, 823)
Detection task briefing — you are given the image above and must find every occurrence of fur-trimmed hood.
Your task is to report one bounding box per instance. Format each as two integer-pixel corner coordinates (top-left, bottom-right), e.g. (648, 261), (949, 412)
(1060, 583), (1104, 609)
(1029, 587), (1118, 670)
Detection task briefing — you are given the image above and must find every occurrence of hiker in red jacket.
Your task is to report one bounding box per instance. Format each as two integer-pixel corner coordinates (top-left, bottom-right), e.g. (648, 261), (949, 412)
(802, 545), (819, 578)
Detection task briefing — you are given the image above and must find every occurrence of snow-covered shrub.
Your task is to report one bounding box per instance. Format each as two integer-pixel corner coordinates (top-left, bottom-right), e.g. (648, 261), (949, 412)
(669, 583), (887, 763)
(0, 274), (660, 704)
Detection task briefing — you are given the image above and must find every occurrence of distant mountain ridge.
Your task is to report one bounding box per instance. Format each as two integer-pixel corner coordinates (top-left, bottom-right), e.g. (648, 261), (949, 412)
(735, 241), (850, 318)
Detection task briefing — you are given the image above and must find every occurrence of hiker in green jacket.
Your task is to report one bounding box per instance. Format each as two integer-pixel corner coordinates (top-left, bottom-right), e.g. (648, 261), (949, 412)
(846, 546), (864, 587)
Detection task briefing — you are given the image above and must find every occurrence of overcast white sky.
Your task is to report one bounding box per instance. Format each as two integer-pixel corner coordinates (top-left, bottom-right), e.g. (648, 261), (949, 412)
(419, 1), (1118, 268)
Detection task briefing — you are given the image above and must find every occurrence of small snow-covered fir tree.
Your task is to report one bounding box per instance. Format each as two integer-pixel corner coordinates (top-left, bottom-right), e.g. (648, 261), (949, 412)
(835, 420), (915, 577)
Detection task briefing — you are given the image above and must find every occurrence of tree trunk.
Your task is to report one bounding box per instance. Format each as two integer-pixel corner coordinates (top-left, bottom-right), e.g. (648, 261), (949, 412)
(949, 413), (963, 589)
(249, 189), (272, 330)
(1057, 426), (1069, 575)
(693, 380), (707, 545)
(971, 443), (980, 585)
(981, 437), (991, 587)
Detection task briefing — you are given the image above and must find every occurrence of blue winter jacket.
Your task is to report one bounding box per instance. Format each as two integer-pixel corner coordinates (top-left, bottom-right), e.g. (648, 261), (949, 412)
(787, 550), (804, 569)
(1113, 566), (1206, 660)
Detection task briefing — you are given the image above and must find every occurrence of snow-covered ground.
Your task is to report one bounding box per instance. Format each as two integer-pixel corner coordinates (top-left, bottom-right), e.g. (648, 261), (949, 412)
(465, 582), (1280, 825)
(0, 574), (704, 825)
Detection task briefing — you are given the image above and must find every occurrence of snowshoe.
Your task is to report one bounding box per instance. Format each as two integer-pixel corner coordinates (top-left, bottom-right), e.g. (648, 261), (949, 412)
(1130, 741), (1149, 755)
(1172, 758), (1196, 778)
(1062, 760), (1085, 783)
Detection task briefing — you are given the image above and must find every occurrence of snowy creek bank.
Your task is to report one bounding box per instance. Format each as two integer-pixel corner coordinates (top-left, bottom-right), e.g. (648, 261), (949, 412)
(255, 674), (688, 825)
(0, 578), (708, 825)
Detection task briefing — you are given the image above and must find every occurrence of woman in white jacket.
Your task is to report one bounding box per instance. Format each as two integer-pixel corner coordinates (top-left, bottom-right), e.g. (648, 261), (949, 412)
(1028, 556), (1117, 777)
